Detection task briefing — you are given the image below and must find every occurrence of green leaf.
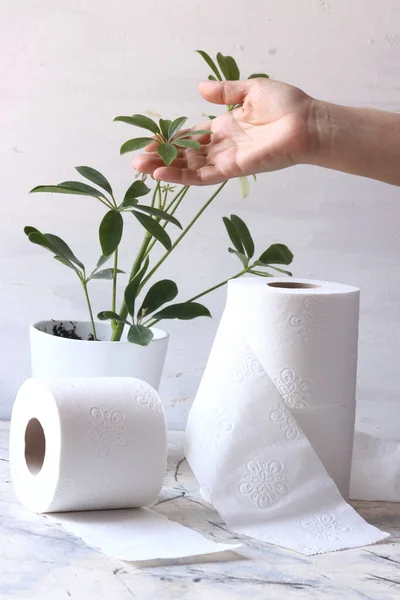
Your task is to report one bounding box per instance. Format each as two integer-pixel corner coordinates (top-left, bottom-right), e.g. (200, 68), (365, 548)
(28, 231), (84, 270)
(228, 248), (249, 268)
(248, 73), (270, 79)
(75, 166), (113, 195)
(24, 226), (40, 236)
(133, 205), (182, 228)
(202, 113), (217, 120)
(54, 255), (80, 273)
(124, 258), (150, 317)
(30, 183), (106, 200)
(249, 269), (273, 278)
(157, 143), (178, 166)
(96, 254), (111, 269)
(239, 176), (250, 199)
(216, 53), (240, 81)
(222, 216), (244, 254)
(99, 210), (123, 256)
(153, 302), (211, 321)
(58, 181), (108, 200)
(168, 117), (188, 141)
(208, 75), (217, 81)
(120, 137), (154, 155)
(258, 244), (294, 266)
(159, 118), (172, 140)
(138, 279), (178, 320)
(90, 268), (126, 280)
(196, 50), (222, 81)
(270, 266), (293, 276)
(177, 129), (212, 138)
(120, 198), (139, 209)
(127, 324), (154, 346)
(133, 211), (172, 250)
(44, 233), (84, 269)
(122, 180), (151, 207)
(114, 114), (160, 135)
(174, 139), (201, 150)
(97, 311), (130, 325)
(230, 214), (254, 259)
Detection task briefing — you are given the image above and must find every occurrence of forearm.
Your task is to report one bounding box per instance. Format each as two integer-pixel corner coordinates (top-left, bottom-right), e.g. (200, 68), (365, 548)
(309, 100), (400, 186)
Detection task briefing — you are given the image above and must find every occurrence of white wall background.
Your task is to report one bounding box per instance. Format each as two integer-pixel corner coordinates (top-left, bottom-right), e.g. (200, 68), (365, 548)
(1, 0), (399, 430)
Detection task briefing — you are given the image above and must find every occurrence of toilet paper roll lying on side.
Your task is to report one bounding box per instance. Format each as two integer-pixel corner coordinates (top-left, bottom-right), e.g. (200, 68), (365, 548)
(10, 378), (239, 560)
(186, 278), (388, 555)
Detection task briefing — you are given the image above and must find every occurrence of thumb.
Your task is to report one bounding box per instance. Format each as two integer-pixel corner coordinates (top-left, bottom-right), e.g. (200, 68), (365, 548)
(198, 80), (253, 106)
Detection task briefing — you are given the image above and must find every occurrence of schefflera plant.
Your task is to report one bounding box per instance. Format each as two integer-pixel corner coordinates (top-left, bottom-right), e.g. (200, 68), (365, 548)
(24, 49), (293, 346)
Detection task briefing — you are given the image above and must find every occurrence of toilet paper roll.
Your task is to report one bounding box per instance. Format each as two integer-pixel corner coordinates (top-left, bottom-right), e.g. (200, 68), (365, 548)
(186, 278), (388, 555)
(10, 378), (239, 560)
(351, 432), (400, 502)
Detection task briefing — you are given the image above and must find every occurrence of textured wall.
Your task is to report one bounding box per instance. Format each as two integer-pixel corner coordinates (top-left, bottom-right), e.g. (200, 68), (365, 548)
(1, 0), (399, 429)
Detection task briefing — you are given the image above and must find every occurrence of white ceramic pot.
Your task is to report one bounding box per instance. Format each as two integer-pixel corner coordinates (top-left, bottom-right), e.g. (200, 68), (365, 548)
(30, 320), (169, 390)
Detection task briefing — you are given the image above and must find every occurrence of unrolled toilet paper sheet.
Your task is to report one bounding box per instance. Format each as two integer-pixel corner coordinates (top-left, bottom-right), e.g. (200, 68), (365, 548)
(186, 278), (389, 555)
(10, 378), (239, 561)
(48, 508), (238, 561)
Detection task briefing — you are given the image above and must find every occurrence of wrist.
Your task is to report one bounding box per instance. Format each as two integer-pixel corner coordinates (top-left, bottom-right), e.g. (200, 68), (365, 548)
(305, 98), (334, 167)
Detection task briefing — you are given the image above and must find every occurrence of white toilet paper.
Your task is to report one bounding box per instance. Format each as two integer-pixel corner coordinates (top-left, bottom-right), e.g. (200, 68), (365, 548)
(351, 432), (400, 502)
(186, 278), (389, 555)
(10, 378), (239, 560)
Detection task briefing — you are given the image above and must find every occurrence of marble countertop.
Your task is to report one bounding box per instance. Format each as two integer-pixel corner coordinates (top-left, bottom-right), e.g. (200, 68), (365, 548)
(1, 421), (400, 600)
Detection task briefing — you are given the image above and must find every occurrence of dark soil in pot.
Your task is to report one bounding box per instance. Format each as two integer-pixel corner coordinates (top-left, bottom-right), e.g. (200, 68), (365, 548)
(51, 321), (94, 341)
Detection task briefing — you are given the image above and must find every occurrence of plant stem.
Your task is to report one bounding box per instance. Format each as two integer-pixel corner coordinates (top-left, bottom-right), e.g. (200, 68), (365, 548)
(111, 248), (119, 330)
(144, 185), (189, 259)
(162, 186), (168, 210)
(157, 184), (162, 209)
(165, 185), (189, 213)
(187, 269), (248, 302)
(139, 181), (227, 293)
(112, 249), (119, 312)
(97, 197), (114, 209)
(111, 232), (152, 341)
(81, 274), (98, 340)
(111, 180), (162, 341)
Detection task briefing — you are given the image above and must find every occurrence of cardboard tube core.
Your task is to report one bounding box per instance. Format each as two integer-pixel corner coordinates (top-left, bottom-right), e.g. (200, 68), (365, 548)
(267, 282), (321, 289)
(25, 418), (46, 475)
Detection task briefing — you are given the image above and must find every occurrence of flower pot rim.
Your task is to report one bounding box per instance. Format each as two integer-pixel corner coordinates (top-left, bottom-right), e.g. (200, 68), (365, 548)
(30, 320), (169, 344)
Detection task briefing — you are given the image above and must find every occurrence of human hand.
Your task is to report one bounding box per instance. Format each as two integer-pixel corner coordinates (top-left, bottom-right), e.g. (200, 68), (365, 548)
(132, 78), (319, 185)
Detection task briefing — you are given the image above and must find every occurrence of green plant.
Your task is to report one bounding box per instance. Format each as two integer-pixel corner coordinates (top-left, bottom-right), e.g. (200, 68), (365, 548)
(25, 50), (293, 345)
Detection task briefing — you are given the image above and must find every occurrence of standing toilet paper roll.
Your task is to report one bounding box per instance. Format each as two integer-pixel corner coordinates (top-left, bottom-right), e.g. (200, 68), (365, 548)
(186, 278), (388, 555)
(10, 378), (239, 560)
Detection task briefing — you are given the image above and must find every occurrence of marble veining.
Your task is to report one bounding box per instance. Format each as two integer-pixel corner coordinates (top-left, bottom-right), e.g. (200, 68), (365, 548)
(1, 421), (400, 599)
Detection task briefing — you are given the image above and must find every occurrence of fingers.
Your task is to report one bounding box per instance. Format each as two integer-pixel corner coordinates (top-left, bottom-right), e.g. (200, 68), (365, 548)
(133, 155), (187, 174)
(133, 149), (208, 174)
(144, 141), (159, 152)
(152, 165), (224, 186)
(198, 80), (253, 106)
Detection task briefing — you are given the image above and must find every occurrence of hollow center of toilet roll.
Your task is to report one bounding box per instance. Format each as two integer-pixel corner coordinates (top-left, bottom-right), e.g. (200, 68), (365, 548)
(25, 418), (46, 475)
(267, 282), (321, 289)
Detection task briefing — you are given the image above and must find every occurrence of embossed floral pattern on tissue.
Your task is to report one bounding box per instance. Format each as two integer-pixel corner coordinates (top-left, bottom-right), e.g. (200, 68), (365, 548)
(270, 402), (302, 440)
(274, 368), (310, 409)
(83, 408), (128, 458)
(269, 368), (309, 440)
(239, 460), (290, 509)
(197, 410), (233, 450)
(300, 512), (350, 542)
(289, 296), (331, 346)
(231, 343), (264, 383)
(135, 385), (164, 416)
